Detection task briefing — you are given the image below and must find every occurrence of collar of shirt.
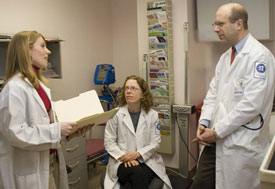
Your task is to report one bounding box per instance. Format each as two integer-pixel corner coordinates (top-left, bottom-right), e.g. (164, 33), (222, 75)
(234, 33), (249, 56)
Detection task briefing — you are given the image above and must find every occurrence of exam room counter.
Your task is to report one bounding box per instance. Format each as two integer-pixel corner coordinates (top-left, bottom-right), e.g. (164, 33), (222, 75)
(259, 112), (275, 188)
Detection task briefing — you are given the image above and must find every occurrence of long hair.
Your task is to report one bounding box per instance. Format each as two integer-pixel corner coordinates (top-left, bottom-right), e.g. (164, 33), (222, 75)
(118, 75), (153, 113)
(3, 31), (47, 88)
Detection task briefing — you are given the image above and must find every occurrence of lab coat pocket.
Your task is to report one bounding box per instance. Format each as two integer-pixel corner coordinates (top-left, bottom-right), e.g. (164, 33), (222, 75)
(233, 86), (244, 99)
(224, 128), (262, 158)
(233, 78), (245, 101)
(142, 127), (150, 145)
(14, 173), (39, 189)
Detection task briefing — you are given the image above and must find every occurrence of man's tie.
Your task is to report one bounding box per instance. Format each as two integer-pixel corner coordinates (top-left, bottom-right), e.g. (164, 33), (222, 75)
(231, 46), (236, 65)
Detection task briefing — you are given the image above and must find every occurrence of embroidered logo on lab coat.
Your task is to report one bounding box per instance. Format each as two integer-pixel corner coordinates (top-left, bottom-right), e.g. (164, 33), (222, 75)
(254, 62), (266, 80)
(155, 122), (161, 135)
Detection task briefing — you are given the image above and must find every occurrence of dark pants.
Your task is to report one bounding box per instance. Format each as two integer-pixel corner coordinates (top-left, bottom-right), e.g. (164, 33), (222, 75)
(117, 163), (156, 189)
(190, 145), (216, 189)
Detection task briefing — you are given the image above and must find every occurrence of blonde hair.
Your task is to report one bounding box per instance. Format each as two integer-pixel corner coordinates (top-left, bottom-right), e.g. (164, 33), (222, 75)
(3, 31), (47, 88)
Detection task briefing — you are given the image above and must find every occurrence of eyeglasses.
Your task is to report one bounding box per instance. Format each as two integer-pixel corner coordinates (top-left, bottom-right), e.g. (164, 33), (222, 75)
(124, 86), (140, 92)
(212, 19), (237, 27)
(212, 21), (228, 27)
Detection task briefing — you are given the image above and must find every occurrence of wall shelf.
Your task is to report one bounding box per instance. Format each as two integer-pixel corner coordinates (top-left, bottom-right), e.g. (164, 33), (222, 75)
(0, 34), (63, 83)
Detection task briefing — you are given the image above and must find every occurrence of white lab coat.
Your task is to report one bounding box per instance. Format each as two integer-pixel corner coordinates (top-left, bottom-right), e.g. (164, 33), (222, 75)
(104, 106), (172, 189)
(0, 73), (68, 189)
(200, 34), (275, 189)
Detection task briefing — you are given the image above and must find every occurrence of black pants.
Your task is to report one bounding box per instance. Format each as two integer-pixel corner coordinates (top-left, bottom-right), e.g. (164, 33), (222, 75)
(117, 163), (156, 189)
(190, 145), (216, 189)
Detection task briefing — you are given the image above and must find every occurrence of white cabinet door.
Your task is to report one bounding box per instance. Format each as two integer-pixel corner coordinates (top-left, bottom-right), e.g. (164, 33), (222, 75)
(235, 0), (273, 40)
(197, 0), (274, 41)
(197, 0), (228, 41)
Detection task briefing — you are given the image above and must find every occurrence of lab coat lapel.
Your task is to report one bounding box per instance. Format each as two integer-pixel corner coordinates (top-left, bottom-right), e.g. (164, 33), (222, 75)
(40, 81), (52, 102)
(230, 34), (252, 70)
(40, 81), (55, 121)
(24, 77), (48, 115)
(121, 106), (136, 135)
(227, 49), (242, 75)
(136, 110), (146, 135)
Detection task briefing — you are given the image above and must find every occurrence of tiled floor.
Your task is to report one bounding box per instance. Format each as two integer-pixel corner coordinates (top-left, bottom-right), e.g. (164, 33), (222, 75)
(88, 162), (106, 189)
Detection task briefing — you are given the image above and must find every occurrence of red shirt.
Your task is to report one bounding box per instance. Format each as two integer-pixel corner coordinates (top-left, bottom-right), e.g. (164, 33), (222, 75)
(33, 65), (55, 154)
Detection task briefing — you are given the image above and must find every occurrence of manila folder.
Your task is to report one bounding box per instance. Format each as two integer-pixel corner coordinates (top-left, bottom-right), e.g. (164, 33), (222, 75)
(54, 90), (118, 134)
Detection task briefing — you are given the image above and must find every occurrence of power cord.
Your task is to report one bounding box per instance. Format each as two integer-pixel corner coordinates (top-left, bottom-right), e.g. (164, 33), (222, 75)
(175, 116), (198, 164)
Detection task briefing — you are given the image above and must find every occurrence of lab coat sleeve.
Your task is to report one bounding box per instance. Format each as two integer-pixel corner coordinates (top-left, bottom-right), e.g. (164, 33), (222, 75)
(200, 62), (221, 122)
(138, 111), (161, 162)
(215, 51), (275, 138)
(104, 114), (125, 160)
(0, 85), (61, 151)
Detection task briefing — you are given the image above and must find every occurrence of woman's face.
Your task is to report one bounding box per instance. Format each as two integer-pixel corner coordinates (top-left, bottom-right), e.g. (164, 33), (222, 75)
(30, 36), (51, 69)
(124, 79), (143, 105)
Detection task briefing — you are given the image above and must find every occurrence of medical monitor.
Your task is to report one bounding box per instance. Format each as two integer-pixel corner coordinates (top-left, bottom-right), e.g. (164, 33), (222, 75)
(94, 64), (115, 85)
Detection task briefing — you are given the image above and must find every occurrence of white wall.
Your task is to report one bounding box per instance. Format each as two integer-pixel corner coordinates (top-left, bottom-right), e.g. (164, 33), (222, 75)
(0, 0), (113, 101)
(137, 0), (149, 79)
(111, 0), (139, 87)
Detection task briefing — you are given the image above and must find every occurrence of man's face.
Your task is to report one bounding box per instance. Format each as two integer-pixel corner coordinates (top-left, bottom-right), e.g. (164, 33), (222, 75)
(214, 8), (237, 44)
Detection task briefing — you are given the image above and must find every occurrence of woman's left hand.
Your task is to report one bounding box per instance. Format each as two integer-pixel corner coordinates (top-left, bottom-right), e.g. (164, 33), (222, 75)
(77, 124), (94, 136)
(67, 124), (94, 140)
(119, 152), (141, 162)
(124, 160), (140, 167)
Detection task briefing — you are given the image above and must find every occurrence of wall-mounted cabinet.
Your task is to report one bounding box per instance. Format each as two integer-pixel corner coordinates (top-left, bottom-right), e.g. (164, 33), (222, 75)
(0, 35), (62, 83)
(197, 0), (274, 41)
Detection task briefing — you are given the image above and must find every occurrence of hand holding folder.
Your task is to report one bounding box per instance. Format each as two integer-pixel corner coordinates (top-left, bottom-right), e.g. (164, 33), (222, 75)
(54, 90), (119, 135)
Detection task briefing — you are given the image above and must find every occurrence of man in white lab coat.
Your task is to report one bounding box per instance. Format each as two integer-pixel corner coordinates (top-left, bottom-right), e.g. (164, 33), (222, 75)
(191, 3), (275, 189)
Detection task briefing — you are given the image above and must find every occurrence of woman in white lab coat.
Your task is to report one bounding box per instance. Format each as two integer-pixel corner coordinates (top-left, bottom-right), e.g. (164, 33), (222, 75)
(104, 75), (172, 189)
(0, 31), (84, 189)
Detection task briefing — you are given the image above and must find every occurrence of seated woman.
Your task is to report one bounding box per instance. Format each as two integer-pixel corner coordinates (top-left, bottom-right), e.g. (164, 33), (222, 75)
(104, 75), (172, 189)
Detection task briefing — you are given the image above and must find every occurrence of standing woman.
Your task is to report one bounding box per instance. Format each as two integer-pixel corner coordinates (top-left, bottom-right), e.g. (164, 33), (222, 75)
(0, 31), (75, 189)
(104, 75), (172, 189)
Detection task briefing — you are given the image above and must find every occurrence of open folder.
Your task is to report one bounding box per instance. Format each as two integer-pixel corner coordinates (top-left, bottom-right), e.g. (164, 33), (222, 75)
(54, 90), (119, 134)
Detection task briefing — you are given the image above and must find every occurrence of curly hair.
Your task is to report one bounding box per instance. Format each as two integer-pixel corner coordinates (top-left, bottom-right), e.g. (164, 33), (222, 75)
(118, 75), (153, 113)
